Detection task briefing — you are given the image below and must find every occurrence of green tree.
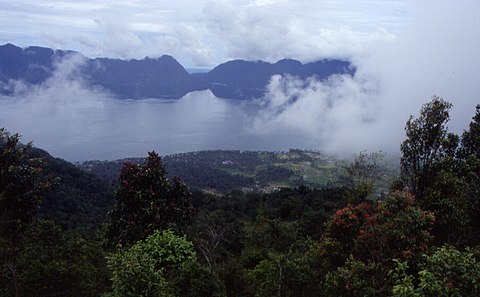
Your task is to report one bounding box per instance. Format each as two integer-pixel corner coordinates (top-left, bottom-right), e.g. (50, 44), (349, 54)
(0, 128), (52, 297)
(459, 104), (480, 158)
(341, 150), (386, 203)
(459, 105), (480, 244)
(5, 219), (109, 297)
(323, 257), (384, 297)
(399, 97), (469, 244)
(400, 96), (456, 197)
(104, 151), (195, 248)
(171, 260), (225, 297)
(391, 245), (480, 296)
(107, 229), (197, 297)
(191, 210), (239, 272)
(246, 240), (321, 297)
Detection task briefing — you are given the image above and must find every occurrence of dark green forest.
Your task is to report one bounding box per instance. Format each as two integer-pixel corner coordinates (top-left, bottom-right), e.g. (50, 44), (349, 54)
(1, 96), (480, 296)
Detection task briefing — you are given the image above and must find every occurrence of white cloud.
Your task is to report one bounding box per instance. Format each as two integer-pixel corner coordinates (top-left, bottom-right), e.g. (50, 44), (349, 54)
(93, 19), (145, 58)
(202, 0), (403, 63)
(173, 24), (215, 66)
(251, 74), (381, 153)
(0, 0), (410, 66)
(249, 0), (480, 155)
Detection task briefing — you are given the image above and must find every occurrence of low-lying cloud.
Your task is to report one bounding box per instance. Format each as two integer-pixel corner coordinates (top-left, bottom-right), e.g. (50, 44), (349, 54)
(0, 54), (113, 160)
(251, 74), (379, 153)
(250, 0), (480, 155)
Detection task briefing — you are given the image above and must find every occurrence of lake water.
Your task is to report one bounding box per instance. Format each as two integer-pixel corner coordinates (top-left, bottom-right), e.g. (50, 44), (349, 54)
(0, 90), (320, 161)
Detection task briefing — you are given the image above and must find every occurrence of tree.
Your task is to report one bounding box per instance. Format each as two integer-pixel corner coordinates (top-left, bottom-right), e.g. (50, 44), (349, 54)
(323, 257), (384, 297)
(1, 219), (110, 297)
(341, 150), (386, 203)
(192, 211), (236, 272)
(104, 151), (195, 248)
(391, 245), (480, 296)
(458, 105), (480, 244)
(319, 191), (435, 295)
(343, 151), (385, 186)
(399, 97), (471, 245)
(400, 96), (457, 197)
(323, 191), (434, 264)
(0, 128), (52, 297)
(246, 241), (321, 297)
(459, 104), (480, 158)
(107, 229), (197, 297)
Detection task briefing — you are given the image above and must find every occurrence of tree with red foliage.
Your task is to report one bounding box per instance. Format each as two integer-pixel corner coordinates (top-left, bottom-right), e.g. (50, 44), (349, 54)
(321, 191), (435, 295)
(325, 191), (435, 263)
(104, 151), (195, 248)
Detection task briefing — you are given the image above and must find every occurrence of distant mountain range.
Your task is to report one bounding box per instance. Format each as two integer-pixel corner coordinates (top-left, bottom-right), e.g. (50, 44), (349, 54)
(0, 43), (354, 100)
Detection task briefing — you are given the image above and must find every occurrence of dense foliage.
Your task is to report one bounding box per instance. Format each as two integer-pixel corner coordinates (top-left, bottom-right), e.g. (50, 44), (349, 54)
(107, 229), (197, 297)
(104, 152), (195, 248)
(35, 148), (114, 233)
(400, 97), (480, 245)
(12, 219), (110, 297)
(0, 129), (111, 297)
(391, 246), (480, 296)
(0, 129), (53, 297)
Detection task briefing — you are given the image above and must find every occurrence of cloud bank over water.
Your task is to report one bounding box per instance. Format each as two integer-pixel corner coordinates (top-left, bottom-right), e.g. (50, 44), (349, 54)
(251, 74), (378, 153)
(251, 0), (480, 154)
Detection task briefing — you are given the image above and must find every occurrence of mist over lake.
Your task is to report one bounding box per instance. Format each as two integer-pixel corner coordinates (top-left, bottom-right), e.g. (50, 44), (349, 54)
(0, 90), (324, 161)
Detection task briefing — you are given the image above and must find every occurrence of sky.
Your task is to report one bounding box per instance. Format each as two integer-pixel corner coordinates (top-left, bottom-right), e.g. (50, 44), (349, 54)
(0, 0), (410, 67)
(1, 0), (480, 160)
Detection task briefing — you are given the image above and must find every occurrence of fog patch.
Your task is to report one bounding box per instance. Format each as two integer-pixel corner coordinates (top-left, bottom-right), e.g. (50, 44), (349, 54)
(250, 0), (480, 155)
(251, 73), (382, 154)
(0, 54), (112, 160)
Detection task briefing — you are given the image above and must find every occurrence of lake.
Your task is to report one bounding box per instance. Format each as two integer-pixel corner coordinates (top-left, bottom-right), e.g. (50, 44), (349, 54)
(0, 90), (321, 161)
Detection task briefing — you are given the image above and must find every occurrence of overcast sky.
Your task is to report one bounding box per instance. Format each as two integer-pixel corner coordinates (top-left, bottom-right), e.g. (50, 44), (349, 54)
(0, 0), (411, 67)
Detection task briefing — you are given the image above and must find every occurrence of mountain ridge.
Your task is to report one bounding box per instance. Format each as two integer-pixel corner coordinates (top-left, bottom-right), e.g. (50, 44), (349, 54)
(0, 43), (354, 100)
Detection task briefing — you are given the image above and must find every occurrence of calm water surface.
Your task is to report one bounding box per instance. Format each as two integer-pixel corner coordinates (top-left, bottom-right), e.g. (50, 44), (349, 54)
(0, 90), (318, 161)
